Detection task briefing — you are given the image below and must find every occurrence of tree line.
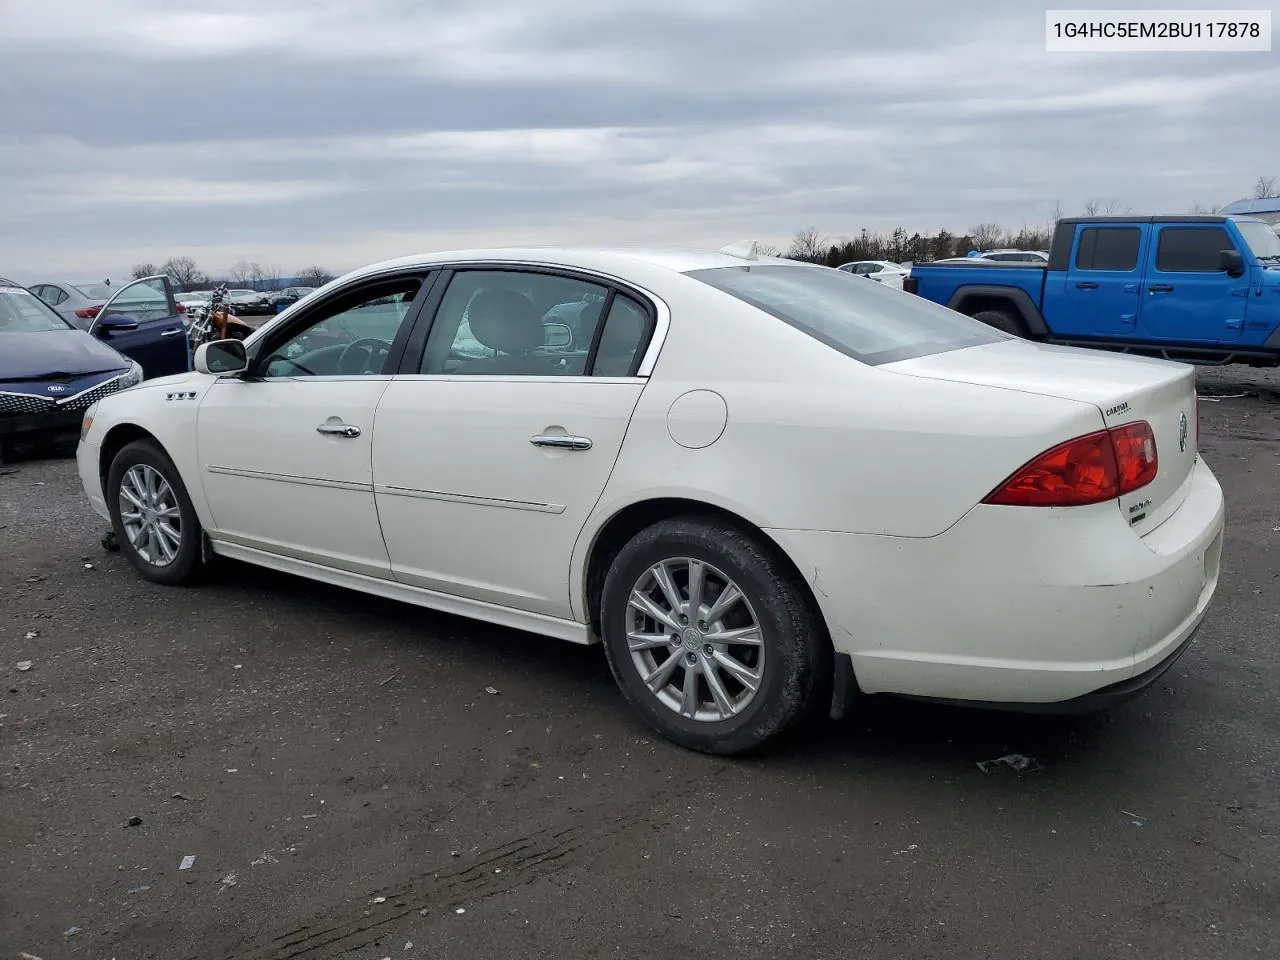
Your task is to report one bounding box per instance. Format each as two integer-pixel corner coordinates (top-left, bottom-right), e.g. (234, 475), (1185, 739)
(784, 175), (1280, 266)
(129, 257), (335, 291)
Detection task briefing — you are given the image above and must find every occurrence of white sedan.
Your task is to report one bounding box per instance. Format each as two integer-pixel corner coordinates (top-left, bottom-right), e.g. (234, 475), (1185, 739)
(74, 245), (1224, 754)
(835, 260), (911, 289)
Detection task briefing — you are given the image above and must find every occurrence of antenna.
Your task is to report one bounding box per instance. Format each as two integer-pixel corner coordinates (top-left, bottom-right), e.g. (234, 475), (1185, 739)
(718, 240), (760, 261)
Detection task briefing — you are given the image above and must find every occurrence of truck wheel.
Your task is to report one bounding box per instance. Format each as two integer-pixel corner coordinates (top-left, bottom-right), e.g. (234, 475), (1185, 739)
(971, 309), (1027, 338)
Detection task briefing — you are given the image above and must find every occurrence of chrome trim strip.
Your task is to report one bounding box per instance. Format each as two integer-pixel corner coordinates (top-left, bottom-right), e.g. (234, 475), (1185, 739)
(374, 483), (565, 514)
(205, 465), (372, 492)
(0, 370), (126, 406)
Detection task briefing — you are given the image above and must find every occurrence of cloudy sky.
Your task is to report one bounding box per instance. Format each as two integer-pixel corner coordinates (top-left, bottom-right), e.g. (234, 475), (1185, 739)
(1, 0), (1277, 281)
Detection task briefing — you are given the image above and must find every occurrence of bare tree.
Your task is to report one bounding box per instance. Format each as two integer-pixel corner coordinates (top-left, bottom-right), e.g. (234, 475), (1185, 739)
(1083, 198), (1129, 216)
(296, 265), (334, 287)
(753, 243), (779, 258)
(1189, 201), (1218, 214)
(1254, 175), (1278, 199)
(230, 260), (257, 285)
(786, 227), (828, 263)
(968, 222), (1004, 251)
(257, 262), (282, 290)
(160, 256), (204, 287)
(130, 263), (159, 279)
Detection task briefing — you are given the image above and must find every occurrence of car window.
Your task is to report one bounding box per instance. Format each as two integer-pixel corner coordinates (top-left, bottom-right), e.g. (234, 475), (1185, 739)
(419, 270), (612, 376)
(1075, 227), (1141, 271)
(0, 285), (71, 332)
(591, 294), (652, 377)
(260, 277), (423, 378)
(98, 277), (174, 325)
(686, 263), (1004, 365)
(1156, 226), (1233, 273)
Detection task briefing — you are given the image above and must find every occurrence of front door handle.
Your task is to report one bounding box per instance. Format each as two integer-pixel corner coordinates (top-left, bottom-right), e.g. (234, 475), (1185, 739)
(530, 434), (592, 450)
(317, 422), (361, 438)
(1075, 281), (1098, 289)
(160, 328), (183, 337)
(1149, 284), (1174, 293)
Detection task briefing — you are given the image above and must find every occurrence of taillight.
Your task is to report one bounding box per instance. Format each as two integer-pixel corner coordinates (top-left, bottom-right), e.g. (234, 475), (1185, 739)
(984, 422), (1157, 507)
(902, 276), (919, 295)
(75, 306), (100, 319)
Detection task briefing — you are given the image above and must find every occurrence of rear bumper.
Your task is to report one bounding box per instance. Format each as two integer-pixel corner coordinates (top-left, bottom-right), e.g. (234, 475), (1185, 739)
(774, 456), (1225, 708)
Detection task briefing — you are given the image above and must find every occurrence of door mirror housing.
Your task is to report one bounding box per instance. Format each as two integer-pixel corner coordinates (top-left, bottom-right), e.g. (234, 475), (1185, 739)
(195, 339), (248, 376)
(1219, 249), (1245, 277)
(542, 322), (572, 349)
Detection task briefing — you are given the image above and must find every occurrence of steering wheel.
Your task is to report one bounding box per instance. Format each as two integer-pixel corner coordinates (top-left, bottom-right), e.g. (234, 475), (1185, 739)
(336, 337), (392, 375)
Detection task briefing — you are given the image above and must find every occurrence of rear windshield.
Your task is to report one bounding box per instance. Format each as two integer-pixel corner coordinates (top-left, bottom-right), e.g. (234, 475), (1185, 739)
(73, 283), (113, 299)
(0, 286), (71, 332)
(685, 263), (1004, 365)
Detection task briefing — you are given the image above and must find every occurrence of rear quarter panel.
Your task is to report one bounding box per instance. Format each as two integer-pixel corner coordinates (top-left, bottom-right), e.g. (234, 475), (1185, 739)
(909, 262), (1047, 314)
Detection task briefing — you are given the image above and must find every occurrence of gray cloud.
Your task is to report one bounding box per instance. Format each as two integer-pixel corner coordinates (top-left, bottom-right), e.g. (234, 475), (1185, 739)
(1, 0), (1276, 279)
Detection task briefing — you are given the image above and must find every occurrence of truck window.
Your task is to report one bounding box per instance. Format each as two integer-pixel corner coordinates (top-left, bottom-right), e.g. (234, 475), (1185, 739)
(1075, 227), (1140, 271)
(1156, 227), (1233, 273)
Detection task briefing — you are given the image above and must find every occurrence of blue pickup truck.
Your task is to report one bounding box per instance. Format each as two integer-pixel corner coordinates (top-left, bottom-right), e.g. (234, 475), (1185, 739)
(905, 215), (1280, 365)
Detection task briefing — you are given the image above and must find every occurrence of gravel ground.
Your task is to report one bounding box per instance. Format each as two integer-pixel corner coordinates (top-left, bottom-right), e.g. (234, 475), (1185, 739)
(1, 365), (1278, 959)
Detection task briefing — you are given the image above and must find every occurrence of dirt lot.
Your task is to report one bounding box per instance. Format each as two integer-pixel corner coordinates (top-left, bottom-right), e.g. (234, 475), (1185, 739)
(2, 366), (1279, 960)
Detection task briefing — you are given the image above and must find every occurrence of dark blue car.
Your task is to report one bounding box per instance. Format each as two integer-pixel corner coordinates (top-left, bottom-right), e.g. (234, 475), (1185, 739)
(0, 276), (189, 457)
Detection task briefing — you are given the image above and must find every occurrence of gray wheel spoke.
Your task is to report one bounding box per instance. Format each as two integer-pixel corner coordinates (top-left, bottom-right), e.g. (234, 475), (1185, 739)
(120, 486), (146, 512)
(679, 666), (699, 718)
(701, 658), (734, 719)
(627, 630), (673, 651)
(156, 505), (181, 521)
(685, 560), (705, 617)
(644, 652), (683, 692)
(155, 526), (176, 563)
(629, 590), (682, 633)
(704, 584), (743, 626)
(651, 562), (684, 615)
(712, 651), (760, 692)
(710, 625), (763, 646)
(156, 521), (182, 548)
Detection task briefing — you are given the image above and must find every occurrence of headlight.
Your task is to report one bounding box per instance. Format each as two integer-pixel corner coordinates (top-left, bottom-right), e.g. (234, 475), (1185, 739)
(120, 360), (144, 389)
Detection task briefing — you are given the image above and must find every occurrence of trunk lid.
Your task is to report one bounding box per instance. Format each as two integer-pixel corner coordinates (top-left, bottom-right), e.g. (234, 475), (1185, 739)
(881, 339), (1199, 535)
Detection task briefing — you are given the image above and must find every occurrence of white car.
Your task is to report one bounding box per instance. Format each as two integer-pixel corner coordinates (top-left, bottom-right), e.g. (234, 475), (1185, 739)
(74, 246), (1225, 755)
(835, 260), (911, 289)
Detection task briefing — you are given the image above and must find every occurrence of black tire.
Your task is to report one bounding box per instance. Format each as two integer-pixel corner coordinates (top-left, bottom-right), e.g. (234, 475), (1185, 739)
(106, 439), (204, 586)
(971, 308), (1027, 337)
(600, 516), (831, 755)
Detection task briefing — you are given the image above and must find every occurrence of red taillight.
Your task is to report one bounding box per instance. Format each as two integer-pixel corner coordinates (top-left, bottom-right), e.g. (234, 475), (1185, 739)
(75, 306), (100, 319)
(984, 421), (1157, 507)
(902, 276), (919, 295)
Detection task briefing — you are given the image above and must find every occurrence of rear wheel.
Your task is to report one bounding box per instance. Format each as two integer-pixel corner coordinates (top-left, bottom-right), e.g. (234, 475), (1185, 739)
(106, 439), (204, 585)
(971, 308), (1027, 337)
(600, 517), (830, 755)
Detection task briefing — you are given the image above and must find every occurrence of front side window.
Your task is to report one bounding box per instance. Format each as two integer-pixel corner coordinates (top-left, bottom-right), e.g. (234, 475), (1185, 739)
(0, 285), (71, 332)
(1234, 219), (1280, 260)
(260, 277), (423, 378)
(420, 270), (617, 376)
(686, 264), (1003, 365)
(1156, 226), (1234, 273)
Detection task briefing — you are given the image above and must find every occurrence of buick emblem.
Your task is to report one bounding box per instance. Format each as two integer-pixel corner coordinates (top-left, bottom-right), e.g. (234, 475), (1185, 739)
(1178, 411), (1188, 453)
(47, 384), (67, 393)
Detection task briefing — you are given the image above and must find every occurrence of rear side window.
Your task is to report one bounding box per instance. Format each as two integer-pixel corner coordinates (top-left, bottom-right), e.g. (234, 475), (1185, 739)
(1075, 227), (1141, 271)
(1156, 227), (1233, 273)
(685, 264), (1004, 366)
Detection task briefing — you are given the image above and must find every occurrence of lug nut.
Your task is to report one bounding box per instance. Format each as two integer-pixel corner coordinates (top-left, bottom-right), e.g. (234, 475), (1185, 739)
(686, 652), (697, 665)
(703, 644), (714, 657)
(679, 614), (689, 625)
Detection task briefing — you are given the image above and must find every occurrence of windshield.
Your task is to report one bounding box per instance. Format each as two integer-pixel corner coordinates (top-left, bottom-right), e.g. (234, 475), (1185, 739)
(685, 263), (1005, 365)
(73, 283), (114, 300)
(0, 285), (72, 332)
(1235, 219), (1280, 260)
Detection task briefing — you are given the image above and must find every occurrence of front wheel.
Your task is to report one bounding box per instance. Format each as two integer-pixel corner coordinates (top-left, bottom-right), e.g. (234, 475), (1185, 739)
(106, 439), (204, 585)
(600, 517), (831, 755)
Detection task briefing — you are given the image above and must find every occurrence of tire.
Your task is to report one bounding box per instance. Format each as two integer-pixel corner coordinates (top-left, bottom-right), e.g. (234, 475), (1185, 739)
(106, 439), (204, 586)
(600, 516), (831, 755)
(971, 308), (1027, 337)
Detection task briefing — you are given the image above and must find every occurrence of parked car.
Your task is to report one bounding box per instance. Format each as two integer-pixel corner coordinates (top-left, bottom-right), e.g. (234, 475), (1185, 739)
(973, 249), (1050, 263)
(76, 245), (1223, 755)
(835, 260), (910, 289)
(28, 280), (120, 329)
(0, 278), (144, 457)
(176, 290), (213, 316)
(269, 286), (317, 309)
(906, 215), (1280, 365)
(226, 288), (272, 315)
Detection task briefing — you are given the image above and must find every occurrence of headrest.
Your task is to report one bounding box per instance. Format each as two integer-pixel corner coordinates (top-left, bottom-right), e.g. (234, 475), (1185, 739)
(467, 289), (543, 355)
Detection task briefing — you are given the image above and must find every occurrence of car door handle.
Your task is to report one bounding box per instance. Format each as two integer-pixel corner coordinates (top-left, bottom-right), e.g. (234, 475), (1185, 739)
(160, 328), (183, 337)
(1149, 284), (1174, 293)
(530, 434), (592, 450)
(316, 422), (361, 438)
(1075, 281), (1098, 289)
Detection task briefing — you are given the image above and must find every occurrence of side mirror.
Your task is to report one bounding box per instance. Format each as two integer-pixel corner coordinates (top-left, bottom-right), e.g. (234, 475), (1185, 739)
(1219, 249), (1245, 277)
(96, 314), (139, 336)
(195, 339), (248, 376)
(543, 322), (572, 349)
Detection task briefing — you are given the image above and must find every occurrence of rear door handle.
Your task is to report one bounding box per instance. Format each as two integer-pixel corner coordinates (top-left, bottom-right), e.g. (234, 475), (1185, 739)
(317, 422), (361, 438)
(1149, 284), (1174, 293)
(1075, 281), (1098, 289)
(530, 435), (592, 450)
